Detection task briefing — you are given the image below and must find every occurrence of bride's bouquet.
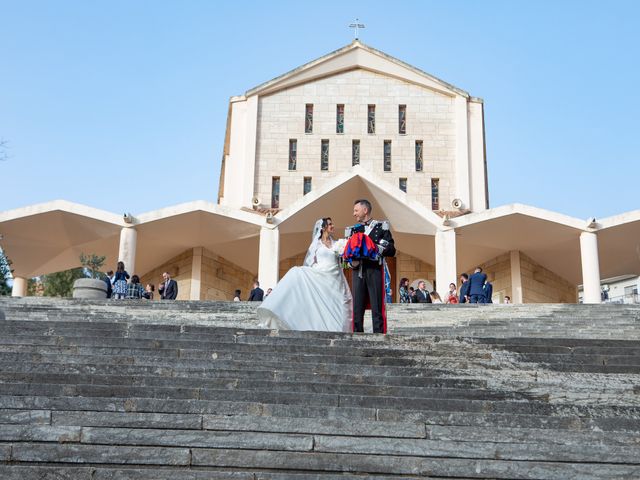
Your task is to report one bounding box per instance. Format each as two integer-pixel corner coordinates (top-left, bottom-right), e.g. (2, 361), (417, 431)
(331, 238), (350, 269)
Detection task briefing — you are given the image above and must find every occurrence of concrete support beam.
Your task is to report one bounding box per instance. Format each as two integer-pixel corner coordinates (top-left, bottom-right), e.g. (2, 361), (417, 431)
(190, 247), (203, 301)
(435, 229), (457, 297)
(258, 226), (280, 290)
(118, 227), (137, 276)
(580, 231), (601, 304)
(11, 276), (26, 297)
(510, 250), (523, 304)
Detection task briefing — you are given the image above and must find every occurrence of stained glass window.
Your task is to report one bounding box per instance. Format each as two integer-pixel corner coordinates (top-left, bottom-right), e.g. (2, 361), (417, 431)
(303, 177), (312, 195)
(383, 140), (391, 172)
(352, 140), (360, 166)
(431, 178), (439, 210)
(321, 140), (329, 171)
(399, 178), (407, 193)
(336, 104), (344, 134)
(415, 140), (423, 172)
(305, 104), (313, 134)
(271, 177), (280, 209)
(399, 105), (406, 134)
(288, 139), (297, 171)
(367, 105), (375, 134)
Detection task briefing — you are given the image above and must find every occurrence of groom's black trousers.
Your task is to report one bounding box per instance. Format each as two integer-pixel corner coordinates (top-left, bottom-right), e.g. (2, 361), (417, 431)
(352, 260), (387, 334)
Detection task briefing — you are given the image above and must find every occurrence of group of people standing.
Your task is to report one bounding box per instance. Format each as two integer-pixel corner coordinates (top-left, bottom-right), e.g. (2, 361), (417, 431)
(104, 262), (178, 300)
(399, 267), (501, 305)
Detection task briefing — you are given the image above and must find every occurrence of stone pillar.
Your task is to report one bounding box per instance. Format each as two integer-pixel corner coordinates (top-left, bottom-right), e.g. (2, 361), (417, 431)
(118, 227), (137, 275)
(580, 231), (601, 304)
(435, 229), (457, 297)
(190, 247), (203, 301)
(258, 226), (280, 290)
(11, 276), (27, 297)
(510, 250), (523, 304)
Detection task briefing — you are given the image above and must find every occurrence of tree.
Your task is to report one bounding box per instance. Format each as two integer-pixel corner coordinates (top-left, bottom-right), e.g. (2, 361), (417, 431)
(0, 249), (12, 296)
(79, 253), (106, 279)
(40, 268), (87, 297)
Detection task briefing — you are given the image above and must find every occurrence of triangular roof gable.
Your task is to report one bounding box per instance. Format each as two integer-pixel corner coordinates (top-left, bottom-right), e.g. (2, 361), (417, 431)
(245, 41), (471, 99)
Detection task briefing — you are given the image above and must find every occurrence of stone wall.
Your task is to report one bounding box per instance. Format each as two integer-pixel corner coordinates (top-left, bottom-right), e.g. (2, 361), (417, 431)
(200, 248), (255, 301)
(140, 250), (193, 301)
(255, 69), (456, 210)
(520, 253), (578, 303)
(478, 252), (512, 303)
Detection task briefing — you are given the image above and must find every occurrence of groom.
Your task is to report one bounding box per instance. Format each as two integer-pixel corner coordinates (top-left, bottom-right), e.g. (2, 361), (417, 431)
(348, 199), (396, 334)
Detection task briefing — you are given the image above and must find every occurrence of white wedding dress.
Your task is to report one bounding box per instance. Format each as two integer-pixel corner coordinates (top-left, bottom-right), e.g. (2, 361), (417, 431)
(257, 238), (353, 332)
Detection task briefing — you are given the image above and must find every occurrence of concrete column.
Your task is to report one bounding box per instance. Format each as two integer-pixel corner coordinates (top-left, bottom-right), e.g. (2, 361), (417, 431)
(190, 247), (203, 301)
(11, 276), (27, 297)
(435, 229), (457, 297)
(580, 231), (601, 304)
(118, 227), (138, 275)
(258, 226), (280, 290)
(510, 250), (523, 304)
(454, 96), (471, 210)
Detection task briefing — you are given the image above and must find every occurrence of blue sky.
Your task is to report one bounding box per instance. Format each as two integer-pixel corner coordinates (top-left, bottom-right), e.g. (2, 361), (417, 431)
(1, 0), (638, 219)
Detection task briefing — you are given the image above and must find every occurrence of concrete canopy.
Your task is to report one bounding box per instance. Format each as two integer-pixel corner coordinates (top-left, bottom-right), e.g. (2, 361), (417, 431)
(597, 210), (640, 280)
(0, 201), (123, 278)
(274, 166), (441, 261)
(453, 204), (588, 284)
(133, 201), (264, 276)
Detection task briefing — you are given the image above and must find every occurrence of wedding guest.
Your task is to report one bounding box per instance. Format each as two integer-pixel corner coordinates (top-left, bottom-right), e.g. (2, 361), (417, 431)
(158, 272), (178, 300)
(459, 273), (470, 303)
(504, 296), (512, 304)
(408, 286), (417, 303)
(126, 275), (145, 299)
(144, 284), (155, 300)
(415, 281), (432, 303)
(233, 289), (241, 302)
(248, 280), (264, 301)
(430, 291), (443, 304)
(446, 283), (458, 304)
(104, 270), (114, 299)
(398, 277), (410, 303)
(112, 262), (130, 300)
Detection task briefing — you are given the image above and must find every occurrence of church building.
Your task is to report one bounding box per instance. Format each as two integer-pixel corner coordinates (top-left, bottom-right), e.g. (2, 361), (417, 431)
(2, 41), (639, 303)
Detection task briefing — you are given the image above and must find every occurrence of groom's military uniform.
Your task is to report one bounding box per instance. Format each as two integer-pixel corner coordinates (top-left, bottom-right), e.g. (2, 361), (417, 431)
(347, 219), (396, 334)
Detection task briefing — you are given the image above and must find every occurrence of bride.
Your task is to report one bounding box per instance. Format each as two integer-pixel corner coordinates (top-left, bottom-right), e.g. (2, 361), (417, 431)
(257, 217), (353, 332)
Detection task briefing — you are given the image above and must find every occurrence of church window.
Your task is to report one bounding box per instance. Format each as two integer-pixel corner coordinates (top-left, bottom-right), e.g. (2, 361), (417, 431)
(303, 177), (312, 195)
(321, 140), (329, 170)
(431, 178), (439, 210)
(415, 140), (423, 171)
(288, 139), (297, 170)
(271, 177), (280, 209)
(336, 104), (344, 134)
(383, 140), (392, 172)
(399, 178), (407, 193)
(352, 140), (360, 166)
(399, 105), (407, 134)
(305, 104), (313, 134)
(368, 105), (376, 134)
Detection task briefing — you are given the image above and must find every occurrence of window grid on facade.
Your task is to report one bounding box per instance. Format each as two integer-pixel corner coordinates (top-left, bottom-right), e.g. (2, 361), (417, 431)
(383, 140), (392, 172)
(415, 140), (423, 172)
(399, 178), (407, 193)
(305, 104), (313, 134)
(288, 139), (297, 170)
(321, 140), (329, 171)
(431, 178), (440, 210)
(271, 177), (280, 209)
(352, 140), (360, 166)
(399, 105), (407, 134)
(367, 105), (376, 134)
(303, 177), (312, 195)
(336, 104), (344, 134)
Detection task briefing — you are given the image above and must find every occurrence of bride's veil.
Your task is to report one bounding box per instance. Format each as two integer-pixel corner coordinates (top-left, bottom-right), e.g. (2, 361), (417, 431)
(303, 218), (324, 266)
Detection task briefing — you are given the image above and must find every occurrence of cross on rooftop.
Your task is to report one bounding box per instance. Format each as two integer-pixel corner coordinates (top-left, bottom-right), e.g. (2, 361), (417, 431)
(349, 18), (365, 40)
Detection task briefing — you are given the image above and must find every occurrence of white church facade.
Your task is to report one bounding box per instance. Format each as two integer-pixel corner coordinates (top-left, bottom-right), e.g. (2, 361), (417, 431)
(2, 41), (639, 303)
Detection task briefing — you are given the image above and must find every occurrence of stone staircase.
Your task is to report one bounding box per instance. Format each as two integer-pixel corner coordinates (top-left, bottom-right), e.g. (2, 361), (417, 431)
(0, 297), (639, 479)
